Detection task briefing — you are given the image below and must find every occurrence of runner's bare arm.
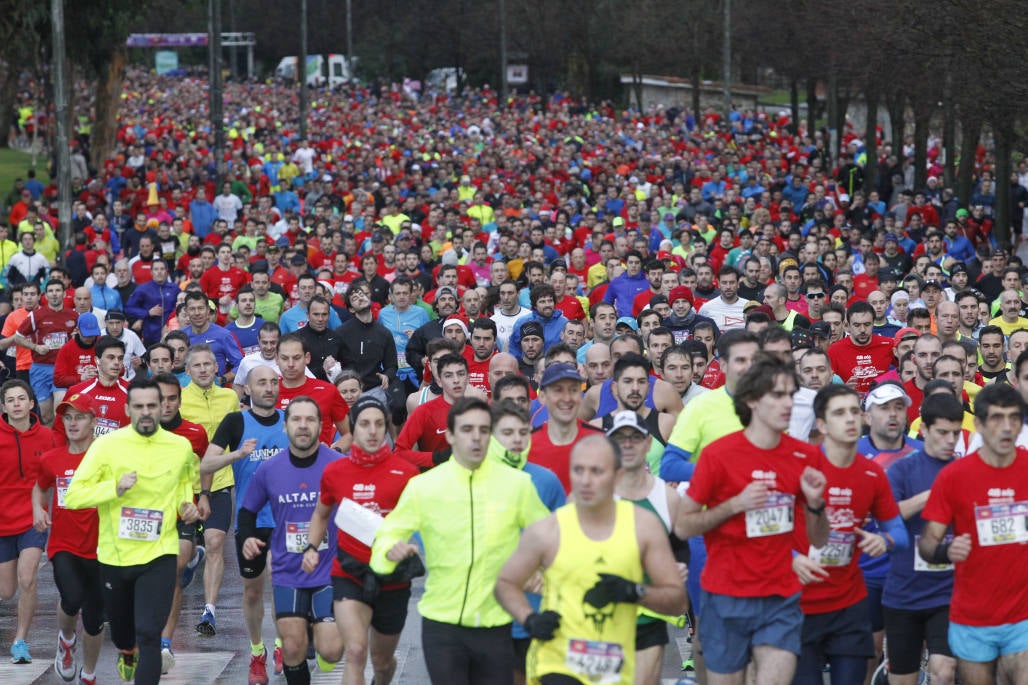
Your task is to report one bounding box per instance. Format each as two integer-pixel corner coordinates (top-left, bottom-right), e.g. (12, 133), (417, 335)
(495, 515), (556, 625)
(636, 507), (688, 616)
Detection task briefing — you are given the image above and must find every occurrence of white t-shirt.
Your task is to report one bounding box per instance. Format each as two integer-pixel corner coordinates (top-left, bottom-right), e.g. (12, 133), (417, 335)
(233, 352), (315, 387)
(491, 306), (527, 352)
(293, 147), (315, 173)
(213, 193), (243, 222)
(698, 296), (747, 331)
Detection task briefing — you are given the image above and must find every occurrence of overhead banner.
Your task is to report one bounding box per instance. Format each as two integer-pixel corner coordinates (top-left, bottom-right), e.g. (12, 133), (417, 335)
(127, 34), (209, 48)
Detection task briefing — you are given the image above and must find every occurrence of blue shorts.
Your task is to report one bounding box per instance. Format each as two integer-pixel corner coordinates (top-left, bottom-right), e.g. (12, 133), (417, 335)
(686, 536), (706, 615)
(699, 590), (803, 674)
(272, 584), (335, 623)
(864, 575), (885, 633)
(29, 363), (56, 402)
(0, 528), (48, 563)
(949, 619), (1028, 663)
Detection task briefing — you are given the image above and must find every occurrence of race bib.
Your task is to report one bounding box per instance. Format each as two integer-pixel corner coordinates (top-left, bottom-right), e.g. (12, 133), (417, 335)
(397, 351), (409, 368)
(333, 498), (384, 547)
(43, 332), (68, 350)
(118, 507), (163, 541)
(913, 534), (954, 572)
(285, 521), (329, 554)
(974, 502), (1028, 547)
(809, 531), (855, 567)
(56, 476), (72, 508)
(95, 418), (121, 436)
(565, 639), (624, 683)
(745, 493), (795, 538)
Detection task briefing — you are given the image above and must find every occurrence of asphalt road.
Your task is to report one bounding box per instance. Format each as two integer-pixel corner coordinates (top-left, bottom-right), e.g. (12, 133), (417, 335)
(0, 550), (695, 684)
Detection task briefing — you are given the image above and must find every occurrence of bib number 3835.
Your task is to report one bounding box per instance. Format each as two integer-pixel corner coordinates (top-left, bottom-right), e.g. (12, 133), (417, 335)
(745, 493), (795, 538)
(118, 507), (163, 542)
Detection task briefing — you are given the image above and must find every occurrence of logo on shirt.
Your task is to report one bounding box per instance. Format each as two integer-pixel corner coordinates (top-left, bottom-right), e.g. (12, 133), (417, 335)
(750, 470), (777, 488)
(988, 488), (1016, 503)
(353, 483), (376, 500)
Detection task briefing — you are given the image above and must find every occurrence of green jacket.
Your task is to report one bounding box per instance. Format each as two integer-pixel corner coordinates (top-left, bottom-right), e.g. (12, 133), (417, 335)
(371, 455), (548, 627)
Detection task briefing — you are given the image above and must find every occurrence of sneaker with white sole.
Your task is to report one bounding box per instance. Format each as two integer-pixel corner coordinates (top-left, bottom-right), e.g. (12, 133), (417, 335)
(180, 545), (206, 589)
(55, 634), (76, 681)
(161, 638), (175, 674)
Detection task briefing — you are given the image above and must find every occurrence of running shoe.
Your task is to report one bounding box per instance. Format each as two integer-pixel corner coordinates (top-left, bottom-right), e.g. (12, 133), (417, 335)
(682, 657), (695, 671)
(273, 642), (284, 676)
(249, 650), (269, 685)
(180, 545), (206, 589)
(161, 637), (175, 674)
(55, 634), (76, 680)
(78, 669), (96, 685)
(10, 639), (31, 664)
(116, 649), (137, 682)
(196, 608), (216, 636)
(315, 652), (334, 672)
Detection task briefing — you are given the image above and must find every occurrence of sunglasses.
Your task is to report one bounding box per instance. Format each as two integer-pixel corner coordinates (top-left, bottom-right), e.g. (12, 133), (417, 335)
(805, 292), (826, 299)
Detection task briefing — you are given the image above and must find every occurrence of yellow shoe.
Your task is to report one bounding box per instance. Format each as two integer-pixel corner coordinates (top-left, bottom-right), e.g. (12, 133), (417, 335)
(116, 650), (137, 682)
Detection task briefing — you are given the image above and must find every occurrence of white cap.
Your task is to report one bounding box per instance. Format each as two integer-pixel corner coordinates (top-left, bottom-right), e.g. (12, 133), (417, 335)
(864, 382), (912, 410)
(605, 410), (649, 437)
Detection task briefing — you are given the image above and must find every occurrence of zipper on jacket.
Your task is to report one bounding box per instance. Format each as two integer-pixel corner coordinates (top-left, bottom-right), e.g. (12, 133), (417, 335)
(13, 431), (22, 477)
(457, 469), (475, 625)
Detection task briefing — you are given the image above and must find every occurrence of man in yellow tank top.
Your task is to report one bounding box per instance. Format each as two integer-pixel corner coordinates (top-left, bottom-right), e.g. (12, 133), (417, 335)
(495, 433), (687, 685)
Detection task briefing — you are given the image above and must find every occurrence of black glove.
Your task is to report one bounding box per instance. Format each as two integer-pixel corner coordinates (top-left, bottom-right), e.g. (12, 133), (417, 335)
(584, 573), (641, 608)
(431, 447), (451, 465)
(523, 610), (561, 641)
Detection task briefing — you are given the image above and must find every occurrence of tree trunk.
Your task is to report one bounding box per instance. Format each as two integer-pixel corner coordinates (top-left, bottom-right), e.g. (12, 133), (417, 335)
(91, 48), (125, 166)
(912, 103), (933, 191)
(806, 78), (816, 136)
(863, 88), (878, 194)
(885, 90), (904, 151)
(956, 116), (981, 210)
(993, 123), (1012, 248)
(943, 79), (956, 188)
(790, 79), (799, 135)
(691, 67), (701, 122)
(0, 68), (17, 149)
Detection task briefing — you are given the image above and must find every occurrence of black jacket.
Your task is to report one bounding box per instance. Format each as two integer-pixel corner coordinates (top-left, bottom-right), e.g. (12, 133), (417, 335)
(296, 324), (344, 381)
(336, 316), (398, 390)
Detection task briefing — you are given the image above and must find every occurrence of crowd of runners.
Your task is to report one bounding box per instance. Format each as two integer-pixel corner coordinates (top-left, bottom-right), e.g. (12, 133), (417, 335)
(1, 69), (1028, 685)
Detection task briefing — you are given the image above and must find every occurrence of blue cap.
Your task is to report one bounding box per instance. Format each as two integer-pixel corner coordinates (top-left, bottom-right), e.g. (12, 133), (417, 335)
(539, 362), (584, 389)
(77, 313), (101, 337)
(616, 316), (638, 331)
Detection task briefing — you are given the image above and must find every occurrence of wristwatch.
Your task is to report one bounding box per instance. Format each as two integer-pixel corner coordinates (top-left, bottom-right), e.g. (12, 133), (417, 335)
(635, 583), (648, 601)
(199, 489), (211, 498)
(304, 543), (319, 554)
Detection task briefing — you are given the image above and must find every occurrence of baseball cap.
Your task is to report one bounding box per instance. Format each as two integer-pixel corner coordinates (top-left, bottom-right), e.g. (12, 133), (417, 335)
(893, 327), (920, 344)
(809, 321), (831, 338)
(612, 217), (625, 228)
(539, 362), (584, 389)
(949, 263), (967, 276)
(956, 209), (969, 218)
(616, 316), (638, 331)
(605, 410), (648, 437)
(56, 393), (96, 417)
(884, 232), (900, 244)
(105, 310), (127, 322)
(77, 313), (101, 336)
(922, 279), (943, 291)
(290, 254), (307, 265)
(519, 320), (544, 340)
(864, 381), (912, 410)
(669, 286), (694, 306)
(435, 285), (458, 301)
(348, 395), (390, 429)
(877, 269), (898, 283)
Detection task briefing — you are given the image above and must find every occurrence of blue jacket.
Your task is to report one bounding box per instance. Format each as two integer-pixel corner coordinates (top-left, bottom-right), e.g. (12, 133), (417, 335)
(603, 271), (649, 318)
(126, 279), (181, 344)
(508, 310), (569, 359)
(90, 284), (123, 312)
(189, 200), (217, 238)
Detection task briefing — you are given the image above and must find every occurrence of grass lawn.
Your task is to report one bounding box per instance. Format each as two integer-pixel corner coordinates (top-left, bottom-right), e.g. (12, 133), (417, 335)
(0, 147), (49, 203)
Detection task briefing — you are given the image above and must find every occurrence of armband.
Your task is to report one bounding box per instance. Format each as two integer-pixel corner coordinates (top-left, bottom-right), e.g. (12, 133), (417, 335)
(928, 541), (951, 564)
